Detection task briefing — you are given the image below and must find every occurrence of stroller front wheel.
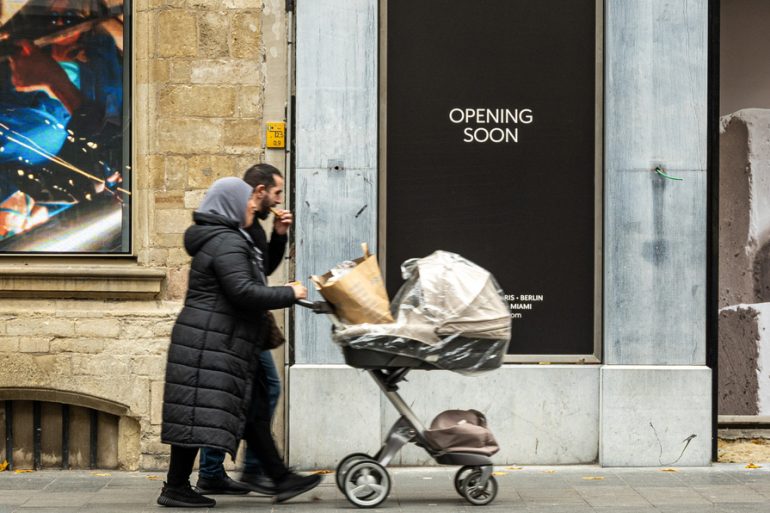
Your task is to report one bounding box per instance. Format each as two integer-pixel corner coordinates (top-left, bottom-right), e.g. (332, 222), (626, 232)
(335, 452), (372, 492)
(460, 469), (498, 506)
(343, 459), (391, 508)
(454, 465), (475, 496)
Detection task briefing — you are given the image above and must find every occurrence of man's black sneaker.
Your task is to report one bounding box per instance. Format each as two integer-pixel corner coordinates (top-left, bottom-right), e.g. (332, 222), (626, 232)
(157, 482), (217, 508)
(239, 473), (277, 495)
(274, 472), (323, 503)
(195, 473), (251, 495)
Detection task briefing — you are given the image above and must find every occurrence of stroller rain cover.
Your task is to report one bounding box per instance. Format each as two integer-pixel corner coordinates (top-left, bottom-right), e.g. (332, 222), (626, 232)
(333, 251), (512, 373)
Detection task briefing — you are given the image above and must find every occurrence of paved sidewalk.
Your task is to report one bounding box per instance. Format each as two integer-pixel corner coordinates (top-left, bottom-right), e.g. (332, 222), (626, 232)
(2, 464), (770, 512)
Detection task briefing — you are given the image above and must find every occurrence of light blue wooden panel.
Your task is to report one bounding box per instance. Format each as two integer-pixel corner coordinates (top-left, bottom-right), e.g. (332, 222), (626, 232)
(294, 0), (378, 364)
(295, 0), (378, 171)
(604, 0), (708, 364)
(294, 168), (378, 363)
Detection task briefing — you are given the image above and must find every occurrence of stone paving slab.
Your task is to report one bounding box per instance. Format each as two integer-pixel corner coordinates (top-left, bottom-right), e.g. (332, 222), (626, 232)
(1, 464), (770, 512)
(20, 492), (93, 508)
(692, 484), (767, 502)
(575, 485), (652, 508)
(633, 486), (712, 506)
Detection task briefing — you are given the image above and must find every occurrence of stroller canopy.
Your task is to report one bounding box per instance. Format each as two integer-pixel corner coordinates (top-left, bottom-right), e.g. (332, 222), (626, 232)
(414, 251), (511, 342)
(385, 251), (511, 345)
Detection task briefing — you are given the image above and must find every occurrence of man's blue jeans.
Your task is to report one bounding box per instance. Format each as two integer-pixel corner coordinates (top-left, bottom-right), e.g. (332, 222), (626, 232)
(199, 350), (281, 478)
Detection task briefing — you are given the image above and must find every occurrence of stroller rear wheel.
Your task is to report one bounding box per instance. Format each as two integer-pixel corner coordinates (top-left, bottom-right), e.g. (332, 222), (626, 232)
(343, 459), (391, 508)
(460, 468), (498, 506)
(335, 452), (372, 492)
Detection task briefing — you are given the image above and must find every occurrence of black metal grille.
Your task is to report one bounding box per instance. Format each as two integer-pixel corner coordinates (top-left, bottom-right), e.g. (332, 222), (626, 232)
(0, 400), (117, 470)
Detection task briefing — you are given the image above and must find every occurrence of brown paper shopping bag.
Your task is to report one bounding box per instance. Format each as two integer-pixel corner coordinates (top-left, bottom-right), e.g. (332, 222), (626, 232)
(311, 243), (394, 325)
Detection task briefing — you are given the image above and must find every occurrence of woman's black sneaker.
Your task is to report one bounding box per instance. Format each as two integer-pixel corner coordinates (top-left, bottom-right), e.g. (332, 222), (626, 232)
(239, 473), (277, 495)
(274, 472), (323, 503)
(157, 482), (217, 508)
(195, 472), (251, 495)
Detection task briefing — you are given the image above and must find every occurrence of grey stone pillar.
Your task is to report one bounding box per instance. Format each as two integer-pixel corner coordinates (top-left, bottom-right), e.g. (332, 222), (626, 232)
(601, 0), (711, 466)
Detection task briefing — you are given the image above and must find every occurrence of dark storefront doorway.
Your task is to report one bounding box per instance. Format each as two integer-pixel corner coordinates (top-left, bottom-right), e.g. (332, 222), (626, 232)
(382, 0), (601, 362)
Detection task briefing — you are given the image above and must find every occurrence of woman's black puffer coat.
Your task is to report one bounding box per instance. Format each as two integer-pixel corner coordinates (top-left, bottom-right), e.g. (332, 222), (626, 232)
(161, 211), (295, 456)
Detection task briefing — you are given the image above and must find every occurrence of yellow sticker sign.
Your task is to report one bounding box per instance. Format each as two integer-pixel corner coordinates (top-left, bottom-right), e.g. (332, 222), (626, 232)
(266, 122), (286, 149)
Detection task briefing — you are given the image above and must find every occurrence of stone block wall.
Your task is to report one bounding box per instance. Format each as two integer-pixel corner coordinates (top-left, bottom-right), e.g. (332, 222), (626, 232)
(0, 300), (178, 469)
(718, 304), (770, 415)
(135, 0), (274, 291)
(720, 109), (770, 416)
(0, 0), (287, 469)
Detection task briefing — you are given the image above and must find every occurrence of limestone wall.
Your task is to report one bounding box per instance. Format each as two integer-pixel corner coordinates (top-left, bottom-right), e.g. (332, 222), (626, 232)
(0, 300), (177, 469)
(135, 0), (275, 294)
(719, 109), (770, 416)
(0, 0), (287, 470)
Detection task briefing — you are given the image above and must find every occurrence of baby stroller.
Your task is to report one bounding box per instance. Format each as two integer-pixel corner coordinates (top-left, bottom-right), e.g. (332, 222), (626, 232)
(299, 251), (511, 507)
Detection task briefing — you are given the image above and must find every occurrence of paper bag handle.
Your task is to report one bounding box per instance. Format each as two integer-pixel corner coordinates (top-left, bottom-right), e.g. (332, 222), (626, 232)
(361, 242), (370, 258)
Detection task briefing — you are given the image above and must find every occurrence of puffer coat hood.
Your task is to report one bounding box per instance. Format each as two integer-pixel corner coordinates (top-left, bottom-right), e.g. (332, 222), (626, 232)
(184, 211), (238, 256)
(161, 212), (295, 456)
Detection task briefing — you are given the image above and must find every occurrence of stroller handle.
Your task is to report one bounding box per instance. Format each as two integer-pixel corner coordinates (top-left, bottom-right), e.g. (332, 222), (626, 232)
(295, 299), (335, 314)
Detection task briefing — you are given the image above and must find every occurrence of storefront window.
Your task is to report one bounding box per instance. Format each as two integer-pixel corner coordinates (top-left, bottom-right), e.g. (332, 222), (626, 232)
(0, 0), (129, 253)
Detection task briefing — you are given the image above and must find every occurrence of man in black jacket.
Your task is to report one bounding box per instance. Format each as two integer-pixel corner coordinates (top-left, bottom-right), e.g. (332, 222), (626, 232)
(196, 164), (294, 497)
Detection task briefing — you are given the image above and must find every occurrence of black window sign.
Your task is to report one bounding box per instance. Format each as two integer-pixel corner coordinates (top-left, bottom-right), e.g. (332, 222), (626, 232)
(385, 0), (600, 358)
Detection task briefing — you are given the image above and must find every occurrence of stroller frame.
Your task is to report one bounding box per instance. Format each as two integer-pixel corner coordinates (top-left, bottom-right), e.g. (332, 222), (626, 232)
(298, 300), (498, 507)
(371, 366), (494, 469)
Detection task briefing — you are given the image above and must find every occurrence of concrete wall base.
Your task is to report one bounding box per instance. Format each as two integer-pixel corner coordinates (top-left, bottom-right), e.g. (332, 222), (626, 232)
(287, 364), (600, 468)
(288, 364), (713, 469)
(600, 366), (712, 467)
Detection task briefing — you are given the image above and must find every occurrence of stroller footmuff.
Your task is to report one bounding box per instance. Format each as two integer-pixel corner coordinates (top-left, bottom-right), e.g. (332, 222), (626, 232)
(424, 409), (500, 457)
(304, 251), (511, 507)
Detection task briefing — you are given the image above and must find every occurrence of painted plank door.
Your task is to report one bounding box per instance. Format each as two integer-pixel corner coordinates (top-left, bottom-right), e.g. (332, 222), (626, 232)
(294, 0), (378, 363)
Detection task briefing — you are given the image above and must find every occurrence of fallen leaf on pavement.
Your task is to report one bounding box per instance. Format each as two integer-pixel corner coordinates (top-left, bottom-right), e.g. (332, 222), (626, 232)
(314, 469), (333, 475)
(582, 476), (605, 480)
(746, 463), (763, 469)
(0, 460), (7, 472)
(661, 468), (678, 472)
(14, 469), (33, 473)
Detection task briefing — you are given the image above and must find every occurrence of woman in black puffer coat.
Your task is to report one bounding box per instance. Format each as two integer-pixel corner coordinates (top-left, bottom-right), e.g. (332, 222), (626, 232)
(157, 177), (320, 508)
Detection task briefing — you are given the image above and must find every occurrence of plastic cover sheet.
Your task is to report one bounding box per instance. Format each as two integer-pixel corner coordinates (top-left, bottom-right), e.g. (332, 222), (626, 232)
(333, 251), (512, 374)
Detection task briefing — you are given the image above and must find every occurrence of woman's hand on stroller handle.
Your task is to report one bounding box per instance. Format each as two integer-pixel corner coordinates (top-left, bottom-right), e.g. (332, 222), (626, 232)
(287, 281), (308, 300)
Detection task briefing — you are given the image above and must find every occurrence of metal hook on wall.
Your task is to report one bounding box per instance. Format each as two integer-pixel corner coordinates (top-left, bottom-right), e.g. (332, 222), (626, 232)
(654, 165), (683, 181)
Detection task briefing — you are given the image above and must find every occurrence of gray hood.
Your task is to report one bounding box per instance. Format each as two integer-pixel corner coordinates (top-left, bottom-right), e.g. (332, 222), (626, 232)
(196, 177), (252, 226)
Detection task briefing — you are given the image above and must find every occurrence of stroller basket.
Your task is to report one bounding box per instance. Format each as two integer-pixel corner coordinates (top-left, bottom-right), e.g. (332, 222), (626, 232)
(339, 336), (506, 371)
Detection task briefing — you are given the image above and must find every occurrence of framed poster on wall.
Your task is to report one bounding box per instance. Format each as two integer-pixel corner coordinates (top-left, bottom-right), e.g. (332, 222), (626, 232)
(382, 0), (602, 362)
(0, 0), (130, 254)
